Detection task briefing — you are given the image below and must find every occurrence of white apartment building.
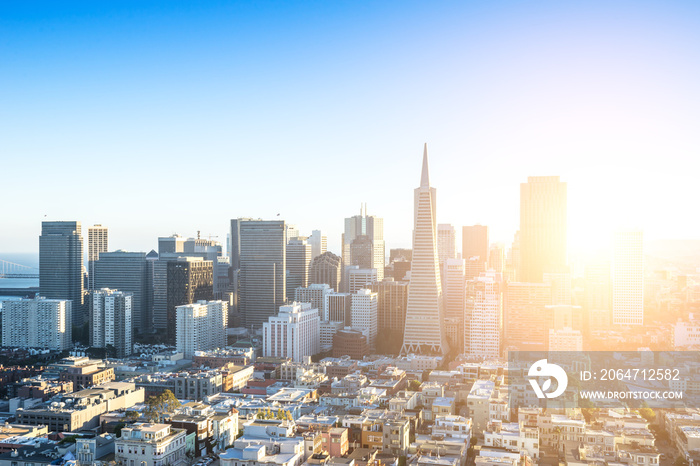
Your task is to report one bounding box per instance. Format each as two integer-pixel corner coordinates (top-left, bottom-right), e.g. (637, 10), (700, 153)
(115, 423), (187, 466)
(351, 289), (378, 348)
(176, 300), (228, 358)
(1, 296), (72, 350)
(443, 259), (466, 321)
(262, 302), (320, 362)
(433, 415), (472, 440)
(484, 420), (539, 459)
(91, 288), (133, 358)
(467, 271), (502, 359)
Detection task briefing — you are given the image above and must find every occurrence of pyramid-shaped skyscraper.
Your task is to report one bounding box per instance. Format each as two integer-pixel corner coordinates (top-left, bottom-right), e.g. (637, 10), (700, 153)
(401, 144), (449, 355)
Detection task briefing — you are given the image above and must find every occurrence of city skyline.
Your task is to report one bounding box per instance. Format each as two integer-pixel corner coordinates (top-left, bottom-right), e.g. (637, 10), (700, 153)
(3, 1), (700, 255)
(1, 3), (700, 464)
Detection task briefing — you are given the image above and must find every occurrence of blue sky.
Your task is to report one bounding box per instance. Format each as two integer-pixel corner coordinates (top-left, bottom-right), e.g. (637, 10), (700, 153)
(2, 1), (700, 255)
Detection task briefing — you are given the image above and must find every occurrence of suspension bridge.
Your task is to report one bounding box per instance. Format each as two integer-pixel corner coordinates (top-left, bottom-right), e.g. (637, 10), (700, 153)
(0, 260), (39, 279)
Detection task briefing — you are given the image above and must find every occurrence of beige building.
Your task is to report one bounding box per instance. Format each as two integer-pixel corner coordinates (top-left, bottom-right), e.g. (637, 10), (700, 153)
(60, 360), (115, 389)
(383, 417), (410, 456)
(174, 370), (224, 400)
(17, 382), (144, 432)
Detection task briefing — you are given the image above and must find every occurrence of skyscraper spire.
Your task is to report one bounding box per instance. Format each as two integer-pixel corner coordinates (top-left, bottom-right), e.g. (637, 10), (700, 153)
(401, 145), (449, 356)
(420, 143), (430, 188)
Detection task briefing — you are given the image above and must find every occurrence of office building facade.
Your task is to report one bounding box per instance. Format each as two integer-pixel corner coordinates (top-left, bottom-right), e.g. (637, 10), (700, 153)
(519, 176), (567, 283)
(87, 225), (108, 291)
(166, 258), (214, 343)
(39, 221), (85, 328)
(437, 224), (457, 266)
(310, 252), (342, 292)
(342, 206), (385, 282)
(465, 271), (502, 359)
(351, 288), (378, 349)
(230, 219), (286, 329)
(370, 278), (409, 354)
(308, 230), (328, 260)
(262, 302), (320, 362)
(94, 251), (153, 334)
(346, 267), (378, 294)
(295, 283), (333, 320)
(286, 237), (312, 299)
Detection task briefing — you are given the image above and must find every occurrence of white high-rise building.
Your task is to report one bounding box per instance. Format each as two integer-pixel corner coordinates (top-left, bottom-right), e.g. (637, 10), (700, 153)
(351, 289), (378, 348)
(262, 302), (320, 362)
(401, 145), (449, 355)
(176, 300), (228, 358)
(437, 224), (457, 266)
(466, 271), (502, 359)
(87, 224), (108, 291)
(90, 288), (133, 358)
(286, 238), (312, 299)
(443, 259), (466, 320)
(613, 230), (644, 325)
(308, 230), (328, 260)
(1, 297), (72, 350)
(295, 283), (333, 320)
(346, 267), (378, 294)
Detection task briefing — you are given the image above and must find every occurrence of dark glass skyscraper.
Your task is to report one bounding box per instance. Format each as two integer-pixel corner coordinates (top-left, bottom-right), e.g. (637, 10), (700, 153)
(166, 257), (213, 343)
(40, 221), (85, 329)
(230, 219), (286, 329)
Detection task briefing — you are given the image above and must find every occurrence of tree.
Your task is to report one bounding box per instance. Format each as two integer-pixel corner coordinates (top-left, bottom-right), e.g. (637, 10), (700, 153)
(639, 403), (656, 423)
(124, 410), (140, 423)
(408, 380), (422, 391)
(144, 390), (181, 422)
(114, 422), (126, 438)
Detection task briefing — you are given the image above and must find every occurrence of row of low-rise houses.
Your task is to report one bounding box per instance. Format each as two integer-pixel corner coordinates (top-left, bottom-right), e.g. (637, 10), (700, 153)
(0, 351), (694, 466)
